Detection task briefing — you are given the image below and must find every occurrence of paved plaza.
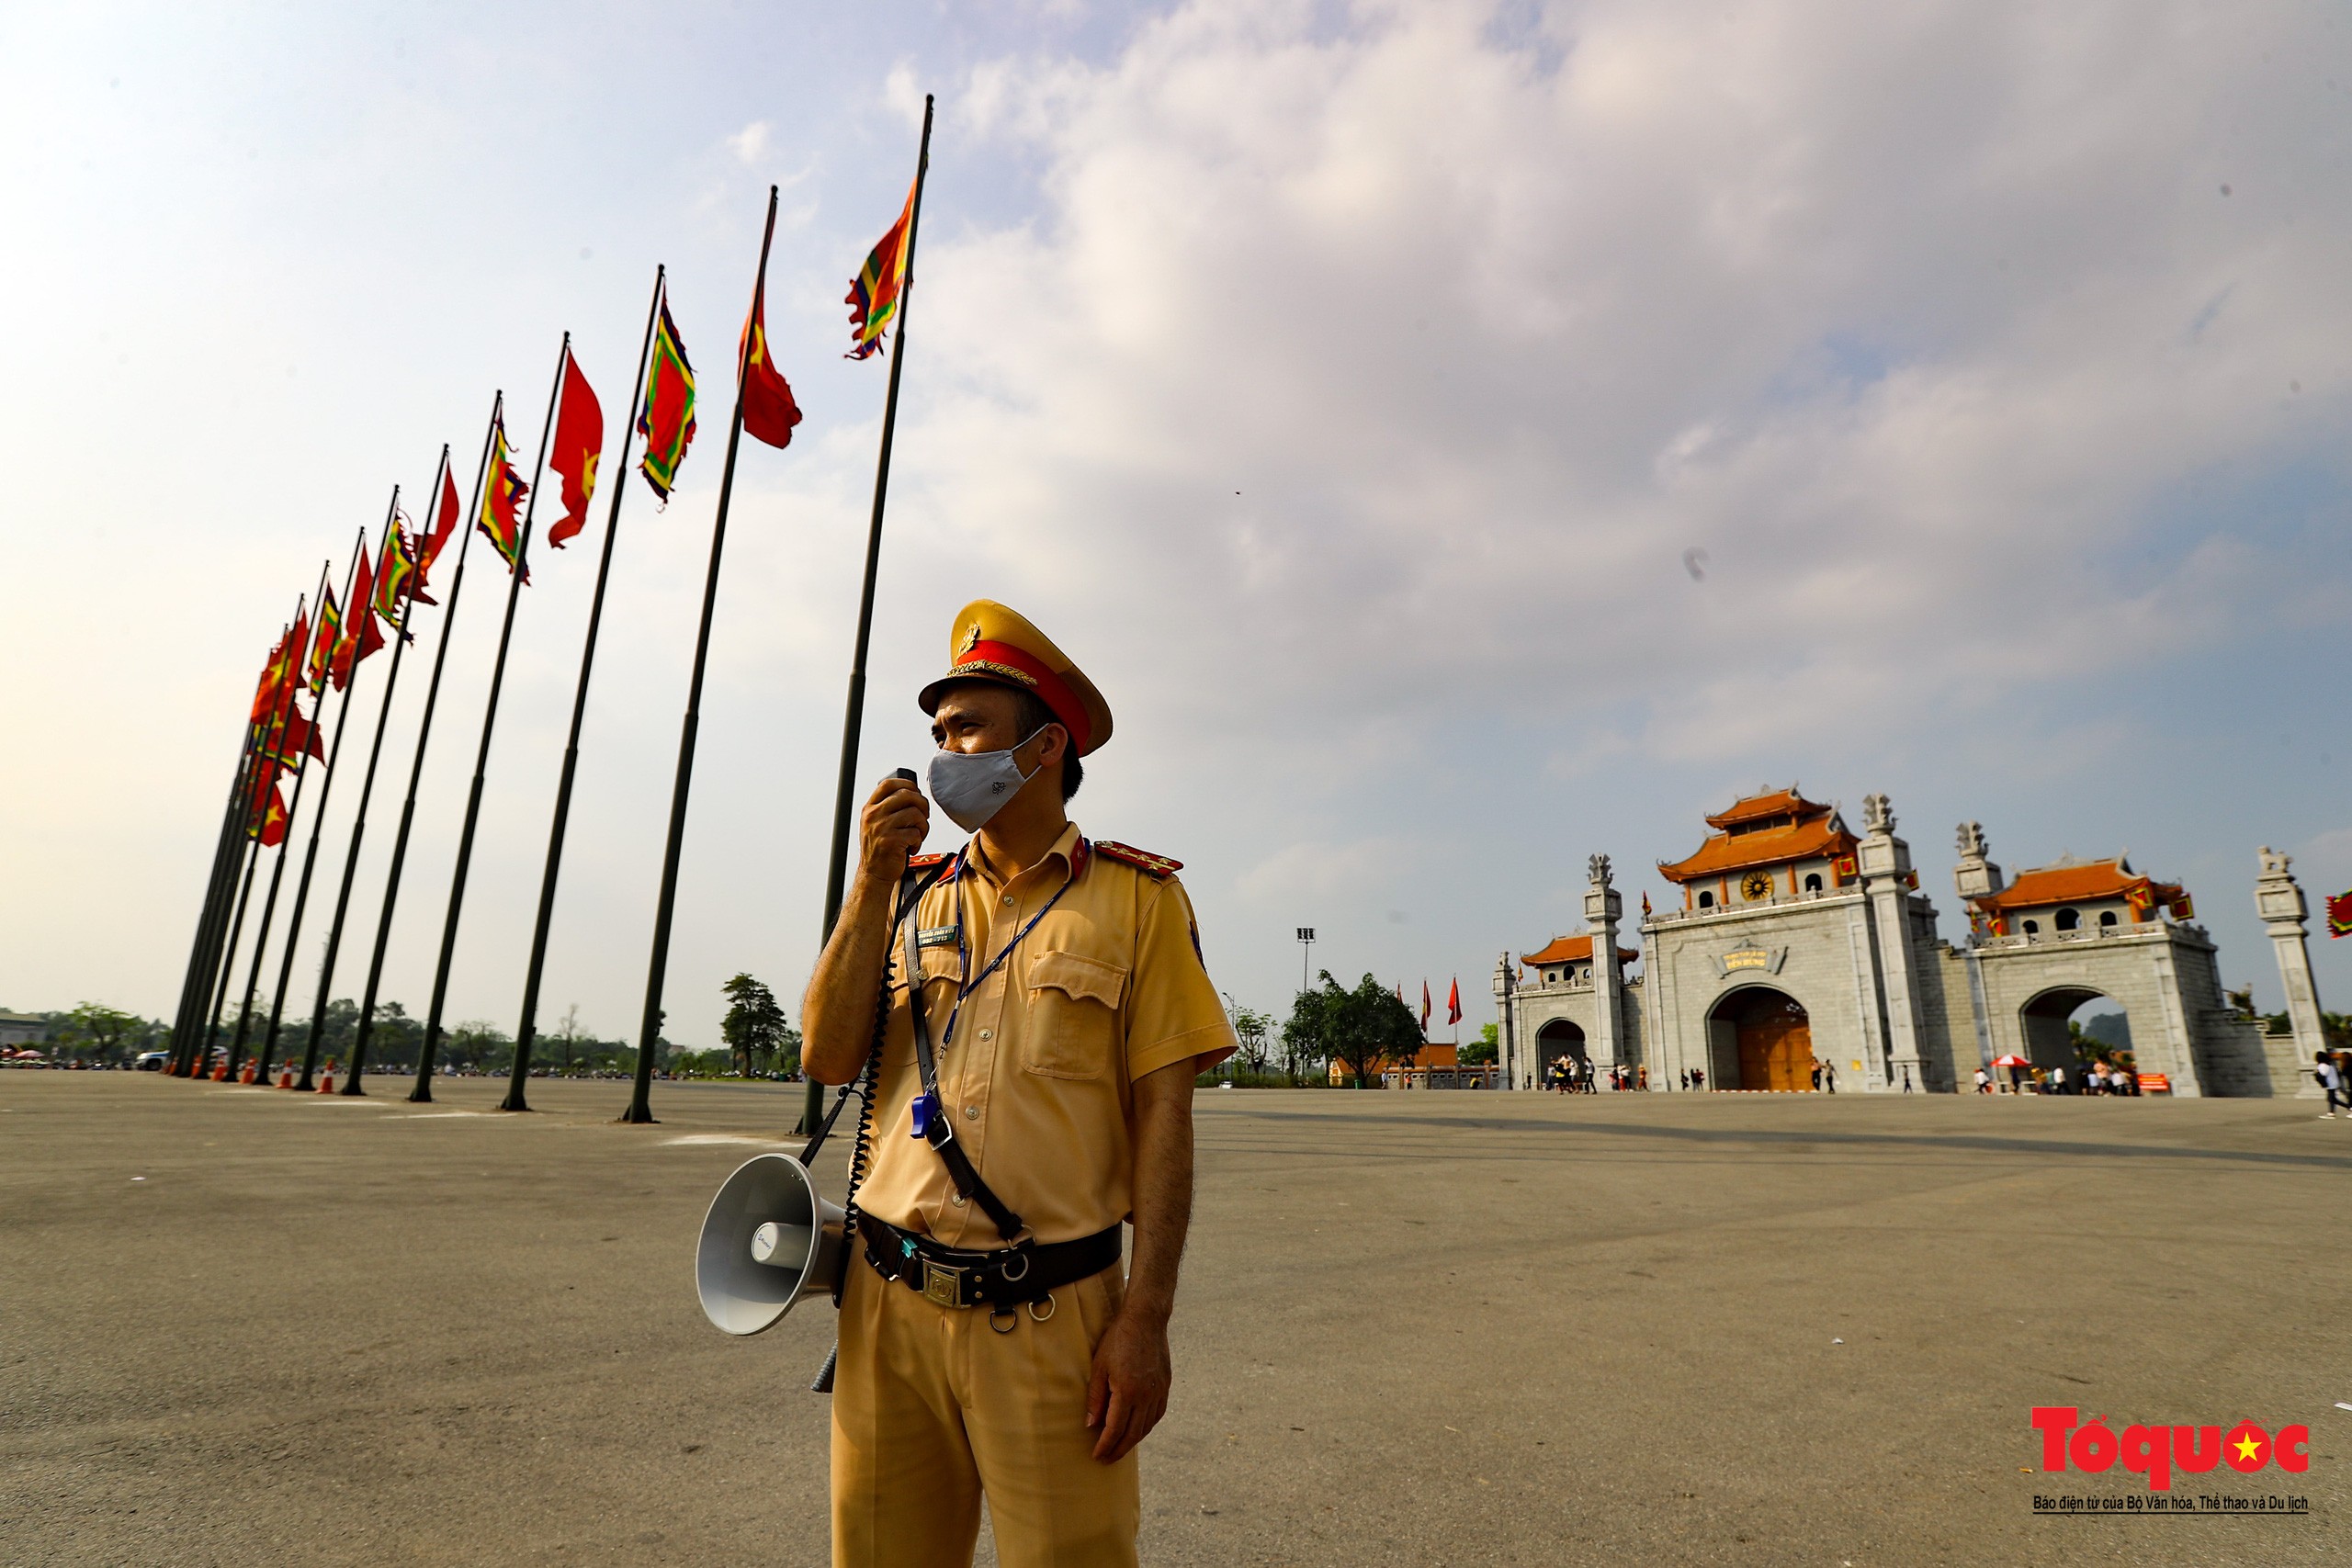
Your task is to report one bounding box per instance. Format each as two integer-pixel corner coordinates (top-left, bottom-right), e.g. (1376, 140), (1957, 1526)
(3, 1074), (2345, 1565)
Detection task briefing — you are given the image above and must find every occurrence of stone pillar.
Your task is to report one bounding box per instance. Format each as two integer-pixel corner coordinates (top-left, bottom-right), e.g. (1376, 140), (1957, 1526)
(1857, 793), (1928, 1091)
(2255, 848), (2326, 1067)
(1586, 855), (1623, 1083)
(1492, 952), (1519, 1090)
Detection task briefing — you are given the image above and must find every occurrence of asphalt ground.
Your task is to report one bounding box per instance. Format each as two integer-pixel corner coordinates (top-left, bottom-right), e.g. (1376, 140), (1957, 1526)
(3, 1073), (2346, 1567)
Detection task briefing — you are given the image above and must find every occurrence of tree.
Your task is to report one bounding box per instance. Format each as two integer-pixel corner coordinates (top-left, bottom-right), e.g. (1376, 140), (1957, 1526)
(51, 1003), (155, 1065)
(1284, 971), (1420, 1089)
(719, 973), (792, 1077)
(555, 1003), (583, 1076)
(1230, 1006), (1275, 1074)
(1462, 1021), (1498, 1066)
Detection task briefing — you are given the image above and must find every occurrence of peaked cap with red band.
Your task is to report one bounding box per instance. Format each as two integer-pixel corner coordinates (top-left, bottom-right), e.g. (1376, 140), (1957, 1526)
(917, 599), (1114, 757)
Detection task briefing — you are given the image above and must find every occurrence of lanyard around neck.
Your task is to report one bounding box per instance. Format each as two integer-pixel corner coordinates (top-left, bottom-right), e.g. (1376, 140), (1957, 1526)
(939, 842), (1081, 1047)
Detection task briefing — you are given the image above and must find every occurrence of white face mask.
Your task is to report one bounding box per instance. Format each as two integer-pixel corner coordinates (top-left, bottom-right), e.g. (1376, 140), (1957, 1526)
(927, 727), (1049, 833)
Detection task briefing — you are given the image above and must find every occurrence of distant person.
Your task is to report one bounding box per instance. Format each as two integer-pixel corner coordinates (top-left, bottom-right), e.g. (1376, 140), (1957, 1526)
(2048, 1065), (2064, 1096)
(1810, 1059), (1823, 1091)
(1692, 1066), (1705, 1092)
(1823, 1062), (1836, 1094)
(1901, 1065), (1914, 1093)
(2318, 1051), (2348, 1119)
(1637, 1065), (1648, 1090)
(1973, 1066), (1990, 1094)
(1679, 1068), (1690, 1091)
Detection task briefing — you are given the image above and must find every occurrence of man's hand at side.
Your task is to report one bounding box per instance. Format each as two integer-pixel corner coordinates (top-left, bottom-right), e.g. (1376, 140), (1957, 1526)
(1085, 1055), (1195, 1462)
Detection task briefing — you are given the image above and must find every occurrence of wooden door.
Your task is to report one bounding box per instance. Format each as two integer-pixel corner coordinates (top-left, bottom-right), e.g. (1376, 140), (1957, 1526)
(1736, 998), (1814, 1091)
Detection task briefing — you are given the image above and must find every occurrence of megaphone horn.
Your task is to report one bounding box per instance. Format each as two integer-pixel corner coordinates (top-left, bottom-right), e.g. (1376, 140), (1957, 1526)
(695, 1153), (849, 1336)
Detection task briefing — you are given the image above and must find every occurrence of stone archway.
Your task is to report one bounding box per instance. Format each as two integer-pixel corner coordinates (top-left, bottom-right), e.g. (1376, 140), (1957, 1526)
(2018, 986), (2127, 1074)
(1710, 987), (1814, 1091)
(1536, 1021), (1587, 1085)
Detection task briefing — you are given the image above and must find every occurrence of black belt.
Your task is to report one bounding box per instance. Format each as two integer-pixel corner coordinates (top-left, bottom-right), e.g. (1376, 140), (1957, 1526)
(860, 1213), (1121, 1311)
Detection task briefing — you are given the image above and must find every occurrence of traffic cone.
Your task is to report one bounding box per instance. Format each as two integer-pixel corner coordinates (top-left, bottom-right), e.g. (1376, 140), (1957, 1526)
(317, 1060), (335, 1094)
(239, 1060), (256, 1085)
(277, 1066), (294, 1089)
(211, 1059), (230, 1081)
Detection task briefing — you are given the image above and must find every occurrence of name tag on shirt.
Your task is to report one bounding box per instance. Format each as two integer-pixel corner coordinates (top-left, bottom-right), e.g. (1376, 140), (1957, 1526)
(917, 926), (959, 949)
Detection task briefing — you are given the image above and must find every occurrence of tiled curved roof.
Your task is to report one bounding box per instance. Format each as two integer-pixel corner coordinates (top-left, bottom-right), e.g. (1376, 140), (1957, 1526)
(1704, 788), (1829, 829)
(1522, 934), (1640, 966)
(1976, 857), (2182, 912)
(1659, 814), (1855, 884)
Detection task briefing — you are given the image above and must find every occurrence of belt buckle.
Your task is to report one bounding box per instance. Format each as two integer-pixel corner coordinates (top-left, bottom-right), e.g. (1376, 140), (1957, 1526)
(922, 1259), (967, 1308)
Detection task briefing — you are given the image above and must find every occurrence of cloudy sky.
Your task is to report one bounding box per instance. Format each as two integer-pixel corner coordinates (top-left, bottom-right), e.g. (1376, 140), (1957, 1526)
(5, 0), (2346, 1055)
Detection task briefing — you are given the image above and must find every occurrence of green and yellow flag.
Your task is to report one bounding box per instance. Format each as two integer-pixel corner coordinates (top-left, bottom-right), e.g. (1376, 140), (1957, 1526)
(376, 518), (423, 625)
(636, 300), (696, 503)
(478, 414), (531, 581)
(307, 589), (342, 696)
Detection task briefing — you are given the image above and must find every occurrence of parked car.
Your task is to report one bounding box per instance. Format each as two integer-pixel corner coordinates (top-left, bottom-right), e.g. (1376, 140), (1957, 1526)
(135, 1051), (171, 1071)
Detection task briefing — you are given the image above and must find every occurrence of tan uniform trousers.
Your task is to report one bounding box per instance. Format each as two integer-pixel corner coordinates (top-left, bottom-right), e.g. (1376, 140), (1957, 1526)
(831, 1253), (1138, 1567)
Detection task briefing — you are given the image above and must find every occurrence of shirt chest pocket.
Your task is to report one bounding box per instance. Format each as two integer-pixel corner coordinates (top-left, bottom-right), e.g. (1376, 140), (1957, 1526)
(1023, 948), (1127, 1080)
(888, 942), (965, 1067)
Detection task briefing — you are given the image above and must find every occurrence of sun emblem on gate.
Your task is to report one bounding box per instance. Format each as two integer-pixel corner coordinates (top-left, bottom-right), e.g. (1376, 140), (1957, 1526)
(1741, 870), (1772, 901)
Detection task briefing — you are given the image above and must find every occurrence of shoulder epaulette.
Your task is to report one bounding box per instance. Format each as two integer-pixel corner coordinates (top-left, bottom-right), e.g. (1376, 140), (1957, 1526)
(909, 852), (957, 881)
(1091, 840), (1182, 879)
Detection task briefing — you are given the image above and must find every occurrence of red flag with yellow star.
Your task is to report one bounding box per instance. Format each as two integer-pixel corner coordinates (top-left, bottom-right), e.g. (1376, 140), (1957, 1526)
(741, 279), (802, 448)
(545, 349), (604, 548)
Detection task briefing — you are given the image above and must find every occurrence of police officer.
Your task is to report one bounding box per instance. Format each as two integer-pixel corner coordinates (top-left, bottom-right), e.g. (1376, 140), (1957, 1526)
(802, 600), (1236, 1568)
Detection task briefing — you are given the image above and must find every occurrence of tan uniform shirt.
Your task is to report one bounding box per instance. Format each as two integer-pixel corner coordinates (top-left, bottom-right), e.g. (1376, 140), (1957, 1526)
(854, 821), (1235, 1249)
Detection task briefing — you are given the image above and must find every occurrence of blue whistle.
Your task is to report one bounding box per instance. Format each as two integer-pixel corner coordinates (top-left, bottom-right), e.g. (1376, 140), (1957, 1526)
(910, 1092), (936, 1139)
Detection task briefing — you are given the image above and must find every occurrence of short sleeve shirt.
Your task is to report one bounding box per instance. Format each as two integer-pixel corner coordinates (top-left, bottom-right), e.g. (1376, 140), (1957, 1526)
(853, 821), (1236, 1248)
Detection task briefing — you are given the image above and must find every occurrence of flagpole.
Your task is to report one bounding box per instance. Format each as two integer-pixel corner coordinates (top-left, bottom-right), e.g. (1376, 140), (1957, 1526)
(502, 270), (662, 1111)
(322, 471), (443, 1095)
(174, 718), (259, 1072)
(181, 594), (311, 1075)
(424, 339), (569, 1103)
(269, 506), (395, 1090)
(175, 683), (277, 1075)
(391, 402), (501, 1102)
(230, 538), (366, 1081)
(803, 95), (934, 1135)
(623, 196), (780, 1125)
(215, 583), (332, 1078)
(170, 693), (275, 1072)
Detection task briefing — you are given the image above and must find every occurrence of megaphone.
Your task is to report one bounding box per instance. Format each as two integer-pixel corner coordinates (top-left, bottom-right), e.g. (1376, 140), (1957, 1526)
(695, 1153), (849, 1336)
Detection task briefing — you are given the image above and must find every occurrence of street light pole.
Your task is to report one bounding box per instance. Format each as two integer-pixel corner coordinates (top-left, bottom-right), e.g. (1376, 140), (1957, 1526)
(1296, 927), (1315, 996)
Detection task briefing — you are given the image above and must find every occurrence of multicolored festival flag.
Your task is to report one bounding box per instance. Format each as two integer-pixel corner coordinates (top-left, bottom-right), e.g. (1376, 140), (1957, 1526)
(637, 302), (696, 503)
(740, 281), (803, 448)
(845, 177), (916, 360)
(2328, 889), (2352, 939)
(307, 591), (340, 695)
(478, 414), (531, 580)
(375, 518), (423, 629)
(545, 350), (605, 548)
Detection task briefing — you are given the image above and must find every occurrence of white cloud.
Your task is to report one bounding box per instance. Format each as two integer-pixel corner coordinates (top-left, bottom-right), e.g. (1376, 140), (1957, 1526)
(726, 119), (772, 166)
(901, 0), (2346, 774)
